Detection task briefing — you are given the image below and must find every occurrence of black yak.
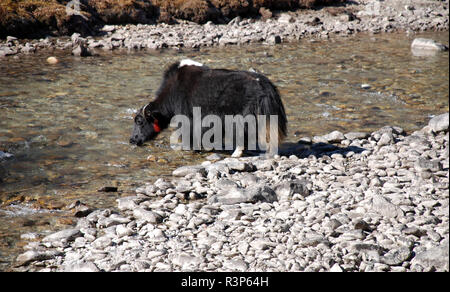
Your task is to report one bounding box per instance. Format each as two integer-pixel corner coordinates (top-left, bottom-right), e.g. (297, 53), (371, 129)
(130, 59), (287, 157)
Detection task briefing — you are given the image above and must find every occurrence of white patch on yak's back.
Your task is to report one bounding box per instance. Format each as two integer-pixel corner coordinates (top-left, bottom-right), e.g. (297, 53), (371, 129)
(179, 59), (203, 68)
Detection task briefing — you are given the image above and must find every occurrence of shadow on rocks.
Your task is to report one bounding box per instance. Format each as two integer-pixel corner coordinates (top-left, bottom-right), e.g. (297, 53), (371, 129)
(278, 141), (365, 159)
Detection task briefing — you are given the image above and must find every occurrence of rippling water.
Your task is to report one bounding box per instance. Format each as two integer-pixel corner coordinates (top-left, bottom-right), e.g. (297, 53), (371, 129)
(0, 31), (448, 269)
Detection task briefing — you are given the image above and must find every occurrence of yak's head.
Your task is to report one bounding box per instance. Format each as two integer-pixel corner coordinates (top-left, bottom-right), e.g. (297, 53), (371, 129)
(130, 103), (165, 146)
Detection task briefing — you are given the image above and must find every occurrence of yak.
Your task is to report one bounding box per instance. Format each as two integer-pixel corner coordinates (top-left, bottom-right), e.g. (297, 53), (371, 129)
(130, 59), (287, 157)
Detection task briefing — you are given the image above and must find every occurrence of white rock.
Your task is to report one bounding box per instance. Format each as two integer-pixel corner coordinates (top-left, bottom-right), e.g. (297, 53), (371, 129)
(330, 263), (343, 272)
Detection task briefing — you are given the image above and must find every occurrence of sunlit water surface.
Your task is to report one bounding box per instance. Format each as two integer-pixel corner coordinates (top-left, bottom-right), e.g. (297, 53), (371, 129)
(0, 31), (448, 270)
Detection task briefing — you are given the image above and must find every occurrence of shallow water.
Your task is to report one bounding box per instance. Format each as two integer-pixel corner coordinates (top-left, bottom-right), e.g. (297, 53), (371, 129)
(0, 31), (448, 269)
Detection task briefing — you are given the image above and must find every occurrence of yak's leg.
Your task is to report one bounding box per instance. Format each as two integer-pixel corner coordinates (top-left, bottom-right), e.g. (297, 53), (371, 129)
(231, 145), (245, 158)
(264, 116), (281, 158)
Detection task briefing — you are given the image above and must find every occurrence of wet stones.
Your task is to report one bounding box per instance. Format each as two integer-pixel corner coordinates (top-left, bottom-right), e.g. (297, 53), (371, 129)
(0, 47), (17, 57)
(411, 38), (449, 52)
(72, 44), (92, 57)
(46, 56), (59, 64)
(0, 151), (14, 161)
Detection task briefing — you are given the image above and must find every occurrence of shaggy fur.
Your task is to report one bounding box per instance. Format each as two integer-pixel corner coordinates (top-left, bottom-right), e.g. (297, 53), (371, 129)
(130, 60), (287, 155)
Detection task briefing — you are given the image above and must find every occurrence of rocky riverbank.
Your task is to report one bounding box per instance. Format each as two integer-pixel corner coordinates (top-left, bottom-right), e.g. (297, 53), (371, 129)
(0, 0), (344, 38)
(13, 112), (449, 272)
(1, 0), (448, 57)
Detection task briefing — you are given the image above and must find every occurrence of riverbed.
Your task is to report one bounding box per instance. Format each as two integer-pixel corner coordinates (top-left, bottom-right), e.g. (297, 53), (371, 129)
(0, 31), (448, 270)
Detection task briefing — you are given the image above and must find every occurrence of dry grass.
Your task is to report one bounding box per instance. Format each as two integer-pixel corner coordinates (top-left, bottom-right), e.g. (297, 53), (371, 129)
(87, 0), (157, 24)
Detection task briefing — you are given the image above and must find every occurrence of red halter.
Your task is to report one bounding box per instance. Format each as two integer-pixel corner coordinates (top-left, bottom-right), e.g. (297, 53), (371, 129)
(153, 119), (161, 133)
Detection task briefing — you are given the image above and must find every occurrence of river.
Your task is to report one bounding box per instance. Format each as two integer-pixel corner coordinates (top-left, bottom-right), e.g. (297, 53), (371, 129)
(0, 31), (448, 270)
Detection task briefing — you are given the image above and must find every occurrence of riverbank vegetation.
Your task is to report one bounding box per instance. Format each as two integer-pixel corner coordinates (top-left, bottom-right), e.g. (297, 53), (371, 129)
(0, 0), (345, 38)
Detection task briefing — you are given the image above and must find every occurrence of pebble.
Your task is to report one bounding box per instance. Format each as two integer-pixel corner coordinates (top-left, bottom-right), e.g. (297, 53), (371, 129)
(46, 56), (59, 64)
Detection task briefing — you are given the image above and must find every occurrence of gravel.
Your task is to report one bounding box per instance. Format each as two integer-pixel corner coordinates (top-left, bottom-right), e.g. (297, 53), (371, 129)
(14, 112), (449, 272)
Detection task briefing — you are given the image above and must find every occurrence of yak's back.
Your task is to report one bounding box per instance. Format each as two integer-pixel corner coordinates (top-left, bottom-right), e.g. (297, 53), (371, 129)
(154, 61), (287, 137)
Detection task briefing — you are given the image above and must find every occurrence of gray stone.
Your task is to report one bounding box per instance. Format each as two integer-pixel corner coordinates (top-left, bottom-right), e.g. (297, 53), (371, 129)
(238, 173), (260, 187)
(72, 44), (91, 57)
(15, 250), (62, 266)
(92, 235), (113, 249)
(402, 226), (425, 237)
(330, 263), (343, 272)
(411, 241), (449, 271)
(63, 262), (100, 272)
(370, 195), (403, 218)
(223, 259), (248, 271)
(208, 187), (246, 205)
(322, 130), (345, 143)
(274, 179), (310, 200)
(301, 233), (329, 247)
(102, 25), (116, 32)
(42, 228), (82, 244)
(209, 185), (277, 205)
(172, 253), (203, 270)
(215, 179), (239, 190)
(6, 36), (18, 42)
(0, 47), (17, 57)
(278, 14), (294, 24)
(206, 153), (222, 161)
(21, 43), (36, 54)
(225, 159), (253, 172)
(244, 185), (277, 203)
(344, 132), (369, 140)
(414, 157), (442, 172)
(133, 208), (163, 224)
(353, 219), (372, 232)
(428, 113), (449, 133)
(253, 159), (276, 171)
(97, 214), (130, 228)
(135, 184), (157, 195)
(71, 32), (81, 44)
(381, 247), (413, 266)
(228, 16), (242, 26)
(377, 132), (394, 146)
(0, 151), (14, 160)
(172, 165), (206, 177)
(205, 163), (230, 178)
(250, 239), (276, 250)
(116, 196), (139, 211)
(312, 135), (328, 144)
(411, 38), (448, 52)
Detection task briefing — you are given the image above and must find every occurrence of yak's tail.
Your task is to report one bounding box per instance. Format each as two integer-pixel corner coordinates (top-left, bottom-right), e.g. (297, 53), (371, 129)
(256, 76), (287, 155)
